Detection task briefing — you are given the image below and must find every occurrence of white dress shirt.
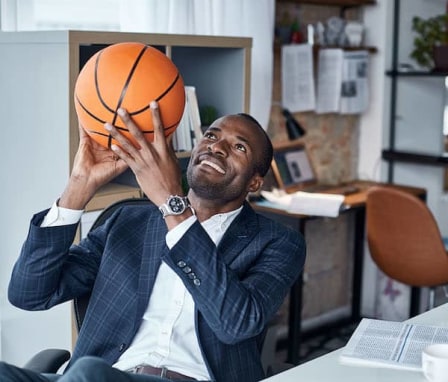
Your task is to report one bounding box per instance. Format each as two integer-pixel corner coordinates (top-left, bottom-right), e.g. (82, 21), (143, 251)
(42, 201), (242, 380)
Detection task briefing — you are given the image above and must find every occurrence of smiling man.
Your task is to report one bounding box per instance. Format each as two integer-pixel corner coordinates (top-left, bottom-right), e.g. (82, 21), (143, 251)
(2, 102), (306, 382)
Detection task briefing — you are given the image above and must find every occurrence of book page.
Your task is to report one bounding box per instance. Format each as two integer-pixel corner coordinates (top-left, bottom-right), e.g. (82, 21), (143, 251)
(340, 50), (369, 114)
(339, 318), (448, 371)
(315, 49), (343, 114)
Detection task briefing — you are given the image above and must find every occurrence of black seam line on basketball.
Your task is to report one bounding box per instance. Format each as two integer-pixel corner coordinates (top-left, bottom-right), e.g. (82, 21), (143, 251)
(92, 46), (148, 122)
(76, 96), (106, 124)
(129, 73), (182, 115)
(93, 46), (148, 148)
(88, 130), (157, 138)
(112, 45), (148, 127)
(77, 94), (173, 134)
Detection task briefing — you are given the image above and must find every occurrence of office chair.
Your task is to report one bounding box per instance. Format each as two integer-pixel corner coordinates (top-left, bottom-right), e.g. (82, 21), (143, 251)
(23, 197), (292, 376)
(366, 187), (448, 317)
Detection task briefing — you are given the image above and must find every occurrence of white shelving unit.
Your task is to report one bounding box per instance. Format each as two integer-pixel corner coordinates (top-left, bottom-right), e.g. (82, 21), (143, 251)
(0, 30), (251, 366)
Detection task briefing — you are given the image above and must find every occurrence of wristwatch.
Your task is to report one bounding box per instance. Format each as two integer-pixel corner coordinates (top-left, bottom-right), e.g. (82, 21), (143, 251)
(159, 195), (194, 218)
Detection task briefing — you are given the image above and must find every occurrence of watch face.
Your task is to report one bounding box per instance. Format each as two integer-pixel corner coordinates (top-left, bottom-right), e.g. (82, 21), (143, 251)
(168, 196), (186, 213)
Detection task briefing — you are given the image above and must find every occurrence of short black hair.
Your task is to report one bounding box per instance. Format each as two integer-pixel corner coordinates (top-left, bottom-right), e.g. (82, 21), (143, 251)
(237, 113), (273, 177)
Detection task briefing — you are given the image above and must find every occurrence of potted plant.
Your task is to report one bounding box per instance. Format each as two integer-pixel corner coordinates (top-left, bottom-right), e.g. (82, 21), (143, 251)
(411, 13), (448, 71)
(199, 105), (218, 132)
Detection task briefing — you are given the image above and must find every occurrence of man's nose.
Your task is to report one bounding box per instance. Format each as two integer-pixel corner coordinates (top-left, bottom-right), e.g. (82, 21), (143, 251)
(207, 141), (228, 156)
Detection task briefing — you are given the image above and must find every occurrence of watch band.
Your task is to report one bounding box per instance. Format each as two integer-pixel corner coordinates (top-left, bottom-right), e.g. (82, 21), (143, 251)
(159, 195), (194, 218)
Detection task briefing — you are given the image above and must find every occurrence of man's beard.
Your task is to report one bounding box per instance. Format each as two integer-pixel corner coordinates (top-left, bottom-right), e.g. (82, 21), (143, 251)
(186, 167), (243, 202)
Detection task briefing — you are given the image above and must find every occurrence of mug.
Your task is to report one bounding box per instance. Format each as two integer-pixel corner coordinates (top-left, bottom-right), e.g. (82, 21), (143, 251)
(422, 344), (448, 382)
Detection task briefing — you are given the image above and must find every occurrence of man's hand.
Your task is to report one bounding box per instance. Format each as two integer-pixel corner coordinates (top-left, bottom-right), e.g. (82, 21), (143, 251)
(59, 123), (128, 210)
(105, 101), (184, 207)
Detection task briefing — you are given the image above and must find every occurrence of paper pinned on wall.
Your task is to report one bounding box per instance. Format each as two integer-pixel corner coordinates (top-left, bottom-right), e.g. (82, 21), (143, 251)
(316, 48), (344, 114)
(340, 50), (369, 114)
(281, 44), (316, 112)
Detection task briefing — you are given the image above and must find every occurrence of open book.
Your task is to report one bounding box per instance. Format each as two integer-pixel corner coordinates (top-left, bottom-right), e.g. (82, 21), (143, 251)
(339, 318), (448, 371)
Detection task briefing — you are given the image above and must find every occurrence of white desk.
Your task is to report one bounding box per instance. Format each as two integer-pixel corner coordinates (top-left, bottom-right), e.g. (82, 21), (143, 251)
(263, 303), (448, 382)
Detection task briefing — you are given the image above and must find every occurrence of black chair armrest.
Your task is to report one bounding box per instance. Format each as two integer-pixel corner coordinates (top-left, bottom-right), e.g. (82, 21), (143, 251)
(23, 349), (71, 373)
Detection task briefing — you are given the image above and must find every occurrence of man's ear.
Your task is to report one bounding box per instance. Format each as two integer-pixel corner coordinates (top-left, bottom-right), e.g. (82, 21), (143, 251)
(247, 175), (264, 193)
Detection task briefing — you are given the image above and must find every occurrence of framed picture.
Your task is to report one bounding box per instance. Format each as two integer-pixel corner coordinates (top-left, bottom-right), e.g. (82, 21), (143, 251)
(271, 141), (316, 193)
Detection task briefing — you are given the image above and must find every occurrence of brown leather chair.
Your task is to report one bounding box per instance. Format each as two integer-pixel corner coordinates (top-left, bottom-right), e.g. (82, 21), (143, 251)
(366, 186), (448, 317)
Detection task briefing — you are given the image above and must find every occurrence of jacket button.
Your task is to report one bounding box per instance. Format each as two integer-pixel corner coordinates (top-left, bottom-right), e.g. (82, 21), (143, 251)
(193, 278), (201, 286)
(119, 343), (126, 352)
(183, 266), (192, 273)
(177, 260), (186, 268)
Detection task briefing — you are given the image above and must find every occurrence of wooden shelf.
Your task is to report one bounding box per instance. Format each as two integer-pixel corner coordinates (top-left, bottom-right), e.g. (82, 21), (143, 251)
(314, 44), (377, 54)
(274, 42), (377, 54)
(276, 0), (376, 5)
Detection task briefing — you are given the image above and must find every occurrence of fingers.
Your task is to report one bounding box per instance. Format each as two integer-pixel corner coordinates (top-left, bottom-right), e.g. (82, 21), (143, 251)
(149, 101), (166, 143)
(104, 122), (136, 160)
(78, 122), (88, 139)
(116, 108), (145, 147)
(106, 102), (169, 161)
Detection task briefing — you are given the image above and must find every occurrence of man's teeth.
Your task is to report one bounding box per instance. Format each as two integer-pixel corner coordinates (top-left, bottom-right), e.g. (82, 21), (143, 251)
(201, 160), (226, 174)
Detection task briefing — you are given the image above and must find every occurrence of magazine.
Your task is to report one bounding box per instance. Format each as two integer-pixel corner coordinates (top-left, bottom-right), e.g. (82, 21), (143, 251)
(339, 318), (448, 371)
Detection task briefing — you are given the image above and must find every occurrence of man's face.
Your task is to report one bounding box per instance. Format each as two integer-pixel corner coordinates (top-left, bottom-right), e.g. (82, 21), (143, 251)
(186, 115), (264, 203)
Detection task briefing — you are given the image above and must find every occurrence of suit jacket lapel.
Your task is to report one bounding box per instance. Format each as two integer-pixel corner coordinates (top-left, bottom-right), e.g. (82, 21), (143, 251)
(217, 202), (259, 265)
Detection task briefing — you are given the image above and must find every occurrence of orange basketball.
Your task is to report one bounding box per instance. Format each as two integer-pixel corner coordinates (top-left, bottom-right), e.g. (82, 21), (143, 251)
(74, 42), (185, 148)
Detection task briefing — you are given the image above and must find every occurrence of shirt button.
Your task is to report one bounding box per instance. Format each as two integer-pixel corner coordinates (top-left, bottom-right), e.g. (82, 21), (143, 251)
(177, 260), (186, 268)
(193, 278), (201, 286)
(119, 343), (126, 352)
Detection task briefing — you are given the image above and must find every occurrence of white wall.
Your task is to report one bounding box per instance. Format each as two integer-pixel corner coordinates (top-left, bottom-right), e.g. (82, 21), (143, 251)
(0, 34), (73, 365)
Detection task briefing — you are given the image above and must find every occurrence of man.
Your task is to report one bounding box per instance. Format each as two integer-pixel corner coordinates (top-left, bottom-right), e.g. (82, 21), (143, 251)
(1, 101), (306, 381)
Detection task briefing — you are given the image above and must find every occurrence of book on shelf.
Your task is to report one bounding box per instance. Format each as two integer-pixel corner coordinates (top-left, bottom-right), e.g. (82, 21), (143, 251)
(339, 318), (448, 371)
(172, 86), (202, 152)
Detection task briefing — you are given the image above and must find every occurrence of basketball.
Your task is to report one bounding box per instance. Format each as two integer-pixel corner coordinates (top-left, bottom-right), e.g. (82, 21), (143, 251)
(74, 42), (185, 148)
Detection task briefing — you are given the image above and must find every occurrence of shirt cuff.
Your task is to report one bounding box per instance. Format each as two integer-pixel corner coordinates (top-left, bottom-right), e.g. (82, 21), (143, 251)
(41, 200), (84, 227)
(165, 215), (198, 249)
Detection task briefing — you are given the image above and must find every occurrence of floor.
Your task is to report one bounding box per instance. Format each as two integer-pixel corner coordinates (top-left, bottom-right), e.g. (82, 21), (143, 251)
(275, 321), (358, 366)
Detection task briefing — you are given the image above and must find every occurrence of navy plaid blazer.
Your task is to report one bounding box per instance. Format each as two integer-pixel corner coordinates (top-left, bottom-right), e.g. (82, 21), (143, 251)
(9, 201), (305, 382)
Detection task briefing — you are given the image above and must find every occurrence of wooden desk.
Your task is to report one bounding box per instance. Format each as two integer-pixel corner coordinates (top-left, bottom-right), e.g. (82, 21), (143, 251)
(252, 180), (426, 365)
(262, 302), (448, 382)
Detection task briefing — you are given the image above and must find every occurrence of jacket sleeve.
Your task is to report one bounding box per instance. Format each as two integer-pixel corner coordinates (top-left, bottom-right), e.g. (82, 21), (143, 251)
(8, 210), (103, 310)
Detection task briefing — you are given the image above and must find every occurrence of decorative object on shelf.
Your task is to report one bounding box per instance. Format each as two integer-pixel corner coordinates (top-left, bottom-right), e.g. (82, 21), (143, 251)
(325, 16), (347, 46)
(282, 108), (306, 140)
(345, 21), (364, 47)
(411, 13), (448, 71)
(276, 10), (293, 44)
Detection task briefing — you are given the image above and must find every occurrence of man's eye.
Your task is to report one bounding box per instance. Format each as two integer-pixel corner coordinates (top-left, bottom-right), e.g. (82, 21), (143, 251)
(204, 132), (216, 140)
(235, 143), (247, 152)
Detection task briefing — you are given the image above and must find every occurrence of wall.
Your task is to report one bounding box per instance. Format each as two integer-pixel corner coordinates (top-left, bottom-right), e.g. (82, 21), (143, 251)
(0, 35), (73, 365)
